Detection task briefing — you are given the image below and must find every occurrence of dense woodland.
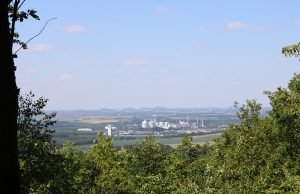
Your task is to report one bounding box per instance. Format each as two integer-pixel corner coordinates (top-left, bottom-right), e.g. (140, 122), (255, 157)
(18, 75), (300, 193)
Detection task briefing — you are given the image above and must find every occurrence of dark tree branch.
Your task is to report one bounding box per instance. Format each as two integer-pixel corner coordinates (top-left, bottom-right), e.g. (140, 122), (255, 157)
(14, 17), (57, 54)
(17, 0), (25, 10)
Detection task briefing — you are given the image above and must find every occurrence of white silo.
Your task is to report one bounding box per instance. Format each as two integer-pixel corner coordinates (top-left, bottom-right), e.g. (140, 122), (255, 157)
(142, 120), (149, 128)
(149, 120), (156, 128)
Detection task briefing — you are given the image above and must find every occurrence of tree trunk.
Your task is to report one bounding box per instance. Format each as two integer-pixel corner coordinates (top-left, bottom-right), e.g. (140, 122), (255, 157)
(0, 0), (20, 193)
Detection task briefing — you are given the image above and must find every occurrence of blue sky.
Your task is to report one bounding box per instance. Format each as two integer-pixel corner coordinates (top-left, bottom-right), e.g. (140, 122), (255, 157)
(15, 0), (300, 110)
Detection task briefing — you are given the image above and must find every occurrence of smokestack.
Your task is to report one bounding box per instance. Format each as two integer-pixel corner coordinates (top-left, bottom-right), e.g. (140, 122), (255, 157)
(107, 125), (112, 136)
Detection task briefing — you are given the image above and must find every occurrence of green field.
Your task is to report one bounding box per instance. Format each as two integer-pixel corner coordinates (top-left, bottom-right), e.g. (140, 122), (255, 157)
(79, 133), (221, 151)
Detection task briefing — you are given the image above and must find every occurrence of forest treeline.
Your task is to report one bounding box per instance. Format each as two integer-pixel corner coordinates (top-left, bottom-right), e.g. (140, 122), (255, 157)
(18, 75), (300, 193)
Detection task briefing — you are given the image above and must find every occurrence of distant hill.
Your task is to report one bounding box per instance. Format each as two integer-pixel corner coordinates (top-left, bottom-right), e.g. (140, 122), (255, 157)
(47, 106), (271, 117)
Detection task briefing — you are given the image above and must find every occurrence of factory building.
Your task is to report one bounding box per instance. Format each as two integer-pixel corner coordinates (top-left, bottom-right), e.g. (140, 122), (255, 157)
(148, 120), (156, 128)
(142, 117), (204, 129)
(78, 128), (92, 132)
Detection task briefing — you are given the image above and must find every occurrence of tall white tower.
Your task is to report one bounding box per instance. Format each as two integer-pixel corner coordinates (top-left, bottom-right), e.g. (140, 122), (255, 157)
(201, 120), (204, 128)
(105, 125), (112, 136)
(108, 127), (112, 136)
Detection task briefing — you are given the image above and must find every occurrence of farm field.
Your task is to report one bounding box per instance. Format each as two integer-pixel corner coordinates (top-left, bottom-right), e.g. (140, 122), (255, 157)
(78, 133), (221, 151)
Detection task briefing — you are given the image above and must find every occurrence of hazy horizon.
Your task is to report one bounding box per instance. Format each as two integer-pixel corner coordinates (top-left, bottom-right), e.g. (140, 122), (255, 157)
(46, 105), (272, 112)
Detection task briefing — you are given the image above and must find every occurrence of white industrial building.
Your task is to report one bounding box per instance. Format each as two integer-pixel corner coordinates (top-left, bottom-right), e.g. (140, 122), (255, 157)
(179, 120), (189, 127)
(78, 128), (92, 132)
(141, 117), (204, 129)
(142, 119), (180, 129)
(148, 120), (156, 128)
(158, 121), (169, 129)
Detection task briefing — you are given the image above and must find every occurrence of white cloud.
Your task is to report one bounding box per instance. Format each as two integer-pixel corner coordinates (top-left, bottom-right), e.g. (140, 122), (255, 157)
(155, 5), (185, 15)
(123, 60), (149, 65)
(63, 25), (85, 32)
(226, 21), (265, 31)
(27, 44), (51, 51)
(226, 22), (249, 30)
(60, 73), (75, 80)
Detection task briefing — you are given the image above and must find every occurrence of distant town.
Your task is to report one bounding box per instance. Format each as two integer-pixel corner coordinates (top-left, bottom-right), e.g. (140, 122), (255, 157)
(78, 116), (228, 137)
(51, 107), (267, 146)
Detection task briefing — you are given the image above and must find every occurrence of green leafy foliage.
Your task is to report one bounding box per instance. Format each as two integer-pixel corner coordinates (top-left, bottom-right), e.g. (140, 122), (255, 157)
(18, 92), (79, 193)
(84, 133), (133, 193)
(126, 135), (168, 193)
(8, 1), (40, 49)
(18, 92), (56, 143)
(126, 135), (166, 177)
(282, 42), (300, 60)
(199, 87), (300, 193)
